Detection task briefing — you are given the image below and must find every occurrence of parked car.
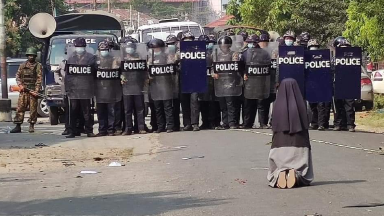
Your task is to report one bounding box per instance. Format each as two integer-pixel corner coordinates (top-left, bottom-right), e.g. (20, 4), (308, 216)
(0, 58), (49, 117)
(358, 66), (374, 111)
(371, 69), (384, 94)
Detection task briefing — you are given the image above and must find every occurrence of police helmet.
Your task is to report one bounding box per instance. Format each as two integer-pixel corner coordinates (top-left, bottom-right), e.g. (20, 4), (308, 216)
(98, 41), (110, 51)
(283, 30), (296, 39)
(166, 34), (178, 44)
(259, 33), (270, 42)
(74, 37), (87, 47)
(307, 39), (320, 48)
(25, 47), (38, 56)
(181, 31), (195, 41)
(238, 31), (249, 41)
(217, 36), (232, 45)
(226, 30), (235, 36)
(198, 35), (210, 43)
(177, 31), (184, 41)
(208, 35), (216, 43)
(333, 36), (351, 47)
(147, 38), (166, 48)
(245, 34), (259, 43)
(300, 32), (311, 42)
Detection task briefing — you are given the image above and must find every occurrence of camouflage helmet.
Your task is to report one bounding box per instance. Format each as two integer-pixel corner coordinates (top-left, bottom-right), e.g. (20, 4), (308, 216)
(245, 34), (260, 43)
(25, 47), (38, 56)
(307, 39), (320, 48)
(259, 33), (270, 42)
(300, 32), (311, 42)
(166, 34), (178, 44)
(283, 30), (296, 39)
(98, 41), (110, 51)
(181, 31), (195, 41)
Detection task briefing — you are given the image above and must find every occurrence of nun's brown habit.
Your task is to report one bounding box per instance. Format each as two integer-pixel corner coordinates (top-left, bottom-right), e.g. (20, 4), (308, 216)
(267, 78), (314, 187)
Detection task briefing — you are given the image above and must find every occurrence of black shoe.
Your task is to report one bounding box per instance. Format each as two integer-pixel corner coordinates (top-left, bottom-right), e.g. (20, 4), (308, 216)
(66, 133), (76, 138)
(167, 129), (173, 133)
(74, 132), (81, 136)
(62, 129), (70, 136)
(310, 125), (319, 130)
(87, 133), (96, 137)
(122, 131), (132, 136)
(10, 124), (22, 133)
(193, 125), (200, 131)
(333, 126), (341, 131)
(174, 127), (181, 131)
(318, 126), (325, 131)
(230, 126), (239, 129)
(215, 125), (225, 130)
(348, 127), (356, 132)
(259, 125), (269, 129)
(139, 130), (147, 134)
(341, 127), (348, 131)
(183, 125), (193, 131)
(239, 125), (252, 129)
(96, 133), (107, 137)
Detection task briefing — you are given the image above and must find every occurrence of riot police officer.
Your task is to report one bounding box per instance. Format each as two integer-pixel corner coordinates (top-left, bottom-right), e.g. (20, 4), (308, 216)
(165, 34), (181, 131)
(94, 41), (122, 136)
(299, 32), (311, 48)
(241, 34), (261, 128)
(147, 38), (175, 133)
(180, 31), (201, 131)
(213, 36), (242, 129)
(257, 32), (278, 128)
(333, 37), (356, 132)
(65, 37), (96, 138)
(121, 38), (147, 135)
(198, 34), (221, 129)
(283, 31), (296, 47)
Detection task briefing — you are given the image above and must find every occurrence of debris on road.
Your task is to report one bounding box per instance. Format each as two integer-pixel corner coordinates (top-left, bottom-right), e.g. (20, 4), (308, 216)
(80, 171), (98, 174)
(182, 156), (205, 160)
(108, 162), (122, 167)
(235, 178), (247, 185)
(35, 143), (48, 147)
(75, 176), (83, 178)
(93, 157), (103, 161)
(62, 161), (75, 167)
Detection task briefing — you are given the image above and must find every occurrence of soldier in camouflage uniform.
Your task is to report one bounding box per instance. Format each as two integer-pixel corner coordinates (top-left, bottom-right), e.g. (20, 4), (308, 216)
(10, 48), (43, 133)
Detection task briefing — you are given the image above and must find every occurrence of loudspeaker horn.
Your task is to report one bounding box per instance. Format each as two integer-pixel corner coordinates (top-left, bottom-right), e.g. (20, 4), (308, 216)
(29, 13), (56, 39)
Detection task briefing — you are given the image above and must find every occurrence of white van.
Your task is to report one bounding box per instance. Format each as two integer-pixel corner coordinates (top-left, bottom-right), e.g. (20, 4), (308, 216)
(133, 19), (204, 42)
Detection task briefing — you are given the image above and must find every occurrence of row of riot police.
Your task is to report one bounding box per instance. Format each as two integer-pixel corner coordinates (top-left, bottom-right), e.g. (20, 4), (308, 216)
(56, 30), (360, 138)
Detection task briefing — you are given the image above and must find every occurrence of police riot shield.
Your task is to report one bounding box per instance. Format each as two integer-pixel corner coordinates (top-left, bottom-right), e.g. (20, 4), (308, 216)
(198, 49), (215, 101)
(264, 42), (279, 94)
(230, 35), (244, 51)
(180, 41), (207, 93)
(121, 43), (148, 96)
(65, 46), (96, 99)
(334, 47), (362, 99)
(95, 49), (122, 103)
(148, 47), (177, 101)
(305, 49), (333, 102)
(244, 47), (272, 99)
(278, 46), (305, 94)
(212, 44), (243, 97)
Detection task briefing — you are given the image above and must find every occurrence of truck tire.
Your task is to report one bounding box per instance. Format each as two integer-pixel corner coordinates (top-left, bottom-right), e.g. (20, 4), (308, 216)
(37, 98), (49, 117)
(49, 106), (59, 125)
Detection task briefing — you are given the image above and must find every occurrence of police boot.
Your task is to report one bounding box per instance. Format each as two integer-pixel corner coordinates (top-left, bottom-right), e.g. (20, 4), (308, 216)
(10, 124), (22, 133)
(29, 124), (35, 133)
(192, 124), (200, 132)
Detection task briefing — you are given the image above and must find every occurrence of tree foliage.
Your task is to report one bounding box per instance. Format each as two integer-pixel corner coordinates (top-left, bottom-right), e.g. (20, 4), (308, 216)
(4, 0), (67, 57)
(226, 0), (349, 46)
(343, 0), (384, 61)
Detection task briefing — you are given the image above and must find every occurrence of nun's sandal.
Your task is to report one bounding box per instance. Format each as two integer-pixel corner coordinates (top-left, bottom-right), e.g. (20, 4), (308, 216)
(287, 169), (297, 189)
(277, 171), (287, 189)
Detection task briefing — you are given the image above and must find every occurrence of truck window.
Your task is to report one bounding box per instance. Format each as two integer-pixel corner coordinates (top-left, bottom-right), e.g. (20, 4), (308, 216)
(189, 26), (202, 38)
(7, 64), (20, 78)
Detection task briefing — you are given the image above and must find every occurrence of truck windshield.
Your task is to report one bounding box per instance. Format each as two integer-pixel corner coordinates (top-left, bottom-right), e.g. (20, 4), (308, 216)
(48, 37), (111, 65)
(141, 25), (202, 42)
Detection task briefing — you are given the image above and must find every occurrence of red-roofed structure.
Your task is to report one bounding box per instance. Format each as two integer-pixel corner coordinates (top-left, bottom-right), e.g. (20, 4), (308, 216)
(205, 15), (233, 28)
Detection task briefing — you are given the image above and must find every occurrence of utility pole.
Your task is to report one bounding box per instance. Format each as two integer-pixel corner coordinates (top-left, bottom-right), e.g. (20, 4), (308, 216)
(0, 0), (12, 122)
(107, 0), (111, 13)
(93, 0), (96, 10)
(130, 4), (132, 28)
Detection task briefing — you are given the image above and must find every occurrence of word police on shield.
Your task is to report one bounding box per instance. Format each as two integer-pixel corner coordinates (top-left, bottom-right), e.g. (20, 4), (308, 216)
(96, 69), (120, 79)
(122, 60), (147, 72)
(180, 41), (207, 93)
(66, 64), (93, 75)
(149, 65), (175, 76)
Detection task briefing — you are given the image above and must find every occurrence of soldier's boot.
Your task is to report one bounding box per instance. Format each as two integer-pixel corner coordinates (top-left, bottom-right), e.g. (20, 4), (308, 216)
(29, 124), (35, 133)
(10, 124), (22, 133)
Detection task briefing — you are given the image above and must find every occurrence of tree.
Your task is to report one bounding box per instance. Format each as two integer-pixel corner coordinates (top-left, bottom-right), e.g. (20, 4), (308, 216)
(226, 0), (349, 46)
(4, 0), (67, 57)
(343, 0), (384, 61)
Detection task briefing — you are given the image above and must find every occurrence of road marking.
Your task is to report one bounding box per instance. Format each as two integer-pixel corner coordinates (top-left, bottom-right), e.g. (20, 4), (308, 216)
(233, 129), (382, 154)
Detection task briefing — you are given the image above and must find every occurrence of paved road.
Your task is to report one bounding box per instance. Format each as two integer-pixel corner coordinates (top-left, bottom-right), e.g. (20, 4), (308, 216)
(0, 120), (384, 215)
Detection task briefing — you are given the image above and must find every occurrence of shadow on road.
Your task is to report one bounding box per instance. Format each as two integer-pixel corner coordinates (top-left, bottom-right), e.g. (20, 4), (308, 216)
(311, 179), (366, 186)
(0, 191), (229, 215)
